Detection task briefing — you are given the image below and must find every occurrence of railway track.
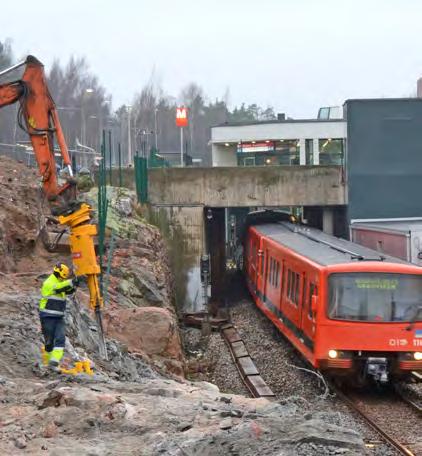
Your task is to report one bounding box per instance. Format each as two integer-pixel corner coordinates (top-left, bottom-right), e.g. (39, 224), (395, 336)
(334, 385), (421, 456)
(221, 320), (421, 455)
(218, 295), (422, 455)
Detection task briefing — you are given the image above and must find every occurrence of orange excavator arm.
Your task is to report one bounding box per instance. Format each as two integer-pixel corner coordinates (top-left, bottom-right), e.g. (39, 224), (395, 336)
(0, 55), (73, 200)
(0, 56), (107, 359)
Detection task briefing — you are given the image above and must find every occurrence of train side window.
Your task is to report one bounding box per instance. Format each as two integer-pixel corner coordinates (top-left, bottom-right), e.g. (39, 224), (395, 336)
(287, 270), (300, 306)
(269, 258), (273, 286)
(292, 271), (296, 301)
(286, 270), (289, 296)
(260, 251), (265, 275)
(269, 257), (274, 285)
(294, 273), (300, 305)
(288, 269), (295, 303)
(293, 272), (298, 305)
(280, 262), (285, 293)
(308, 283), (318, 318)
(275, 261), (280, 288)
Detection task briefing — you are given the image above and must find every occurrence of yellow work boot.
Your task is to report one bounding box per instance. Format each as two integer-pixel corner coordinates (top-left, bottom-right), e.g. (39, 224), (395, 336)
(41, 346), (50, 366)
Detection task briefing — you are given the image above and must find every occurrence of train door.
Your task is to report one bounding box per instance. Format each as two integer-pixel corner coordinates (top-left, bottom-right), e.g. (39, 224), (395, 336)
(300, 275), (318, 346)
(282, 260), (303, 327)
(263, 246), (269, 301)
(265, 248), (282, 311)
(249, 232), (259, 294)
(256, 239), (267, 300)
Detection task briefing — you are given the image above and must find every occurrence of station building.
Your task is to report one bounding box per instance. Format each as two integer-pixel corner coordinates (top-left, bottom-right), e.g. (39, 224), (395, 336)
(211, 107), (346, 167)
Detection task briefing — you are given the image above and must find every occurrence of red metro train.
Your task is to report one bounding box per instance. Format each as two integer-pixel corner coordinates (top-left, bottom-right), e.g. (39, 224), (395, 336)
(245, 222), (422, 384)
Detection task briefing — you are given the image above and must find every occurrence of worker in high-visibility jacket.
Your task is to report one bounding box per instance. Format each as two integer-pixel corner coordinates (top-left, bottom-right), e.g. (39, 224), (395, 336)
(39, 263), (77, 371)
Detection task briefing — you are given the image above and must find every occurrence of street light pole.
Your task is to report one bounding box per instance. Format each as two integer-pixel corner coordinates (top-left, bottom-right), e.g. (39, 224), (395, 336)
(180, 127), (184, 167)
(81, 88), (94, 151)
(154, 108), (158, 149)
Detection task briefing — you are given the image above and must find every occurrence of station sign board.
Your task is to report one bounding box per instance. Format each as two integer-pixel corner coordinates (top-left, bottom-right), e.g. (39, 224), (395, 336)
(237, 141), (275, 153)
(176, 107), (188, 127)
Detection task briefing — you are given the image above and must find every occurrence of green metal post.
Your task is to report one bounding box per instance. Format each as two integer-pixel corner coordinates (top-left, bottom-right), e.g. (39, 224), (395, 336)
(98, 129), (109, 295)
(118, 143), (122, 187)
(108, 130), (112, 186)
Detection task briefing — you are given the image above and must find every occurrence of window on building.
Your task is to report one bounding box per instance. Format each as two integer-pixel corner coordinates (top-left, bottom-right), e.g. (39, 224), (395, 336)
(318, 107), (330, 120)
(305, 139), (314, 165)
(319, 138), (344, 165)
(241, 156), (256, 166)
(275, 139), (300, 165)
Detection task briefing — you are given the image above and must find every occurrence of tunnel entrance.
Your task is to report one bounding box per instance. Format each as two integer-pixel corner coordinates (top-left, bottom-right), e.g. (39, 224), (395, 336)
(202, 205), (347, 306)
(204, 207), (226, 300)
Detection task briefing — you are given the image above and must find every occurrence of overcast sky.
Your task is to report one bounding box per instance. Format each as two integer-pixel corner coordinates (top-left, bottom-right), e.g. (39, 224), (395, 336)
(1, 0), (421, 118)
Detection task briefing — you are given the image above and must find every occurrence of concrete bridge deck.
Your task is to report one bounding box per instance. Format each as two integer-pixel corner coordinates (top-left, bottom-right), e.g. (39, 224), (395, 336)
(148, 165), (346, 207)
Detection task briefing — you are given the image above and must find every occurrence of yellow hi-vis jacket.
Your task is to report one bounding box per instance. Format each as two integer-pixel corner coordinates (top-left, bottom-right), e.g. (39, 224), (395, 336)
(39, 274), (74, 317)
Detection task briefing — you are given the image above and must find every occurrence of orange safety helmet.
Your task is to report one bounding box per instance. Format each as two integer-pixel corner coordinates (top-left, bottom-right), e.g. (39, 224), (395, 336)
(53, 262), (70, 279)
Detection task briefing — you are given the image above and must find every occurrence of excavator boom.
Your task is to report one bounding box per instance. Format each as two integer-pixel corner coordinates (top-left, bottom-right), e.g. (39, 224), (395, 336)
(0, 56), (107, 359)
(0, 56), (73, 199)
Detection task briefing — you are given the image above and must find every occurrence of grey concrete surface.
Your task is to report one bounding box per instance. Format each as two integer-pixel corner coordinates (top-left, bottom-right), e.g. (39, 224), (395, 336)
(148, 165), (346, 207)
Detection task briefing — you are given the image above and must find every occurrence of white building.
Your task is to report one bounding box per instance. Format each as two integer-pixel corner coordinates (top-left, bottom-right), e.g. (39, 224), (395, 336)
(211, 110), (347, 167)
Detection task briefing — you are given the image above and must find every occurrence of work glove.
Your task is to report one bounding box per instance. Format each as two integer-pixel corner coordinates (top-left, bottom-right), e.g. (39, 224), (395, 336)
(72, 276), (80, 287)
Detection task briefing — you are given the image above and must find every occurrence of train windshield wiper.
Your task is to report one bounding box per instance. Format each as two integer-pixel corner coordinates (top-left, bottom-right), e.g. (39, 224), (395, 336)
(406, 305), (422, 331)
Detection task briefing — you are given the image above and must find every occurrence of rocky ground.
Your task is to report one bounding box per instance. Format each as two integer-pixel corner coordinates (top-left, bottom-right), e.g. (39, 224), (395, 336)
(0, 156), (367, 455)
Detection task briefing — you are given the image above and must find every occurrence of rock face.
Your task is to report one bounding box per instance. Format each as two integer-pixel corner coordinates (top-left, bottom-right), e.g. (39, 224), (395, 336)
(104, 306), (184, 377)
(0, 376), (365, 456)
(84, 187), (183, 376)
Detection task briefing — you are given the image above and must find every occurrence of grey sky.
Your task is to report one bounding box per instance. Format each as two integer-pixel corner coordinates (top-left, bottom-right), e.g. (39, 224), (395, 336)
(1, 0), (421, 118)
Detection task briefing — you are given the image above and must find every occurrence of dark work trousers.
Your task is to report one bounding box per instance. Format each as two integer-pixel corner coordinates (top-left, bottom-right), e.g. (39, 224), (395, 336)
(40, 316), (65, 353)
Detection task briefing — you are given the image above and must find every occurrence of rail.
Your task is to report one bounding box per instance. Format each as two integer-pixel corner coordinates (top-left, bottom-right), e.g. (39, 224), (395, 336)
(333, 385), (420, 456)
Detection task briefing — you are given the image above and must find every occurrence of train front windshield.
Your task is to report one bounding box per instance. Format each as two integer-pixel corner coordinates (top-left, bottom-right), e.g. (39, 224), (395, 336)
(328, 273), (422, 322)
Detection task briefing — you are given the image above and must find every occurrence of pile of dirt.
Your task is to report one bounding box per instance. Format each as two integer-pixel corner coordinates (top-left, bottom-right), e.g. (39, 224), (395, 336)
(0, 156), (49, 273)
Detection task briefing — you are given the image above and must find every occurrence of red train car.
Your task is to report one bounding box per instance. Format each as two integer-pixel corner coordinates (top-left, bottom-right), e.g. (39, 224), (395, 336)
(245, 222), (422, 384)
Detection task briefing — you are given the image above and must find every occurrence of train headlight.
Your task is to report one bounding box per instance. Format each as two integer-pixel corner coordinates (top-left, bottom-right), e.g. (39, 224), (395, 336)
(328, 349), (338, 359)
(414, 352), (422, 361)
